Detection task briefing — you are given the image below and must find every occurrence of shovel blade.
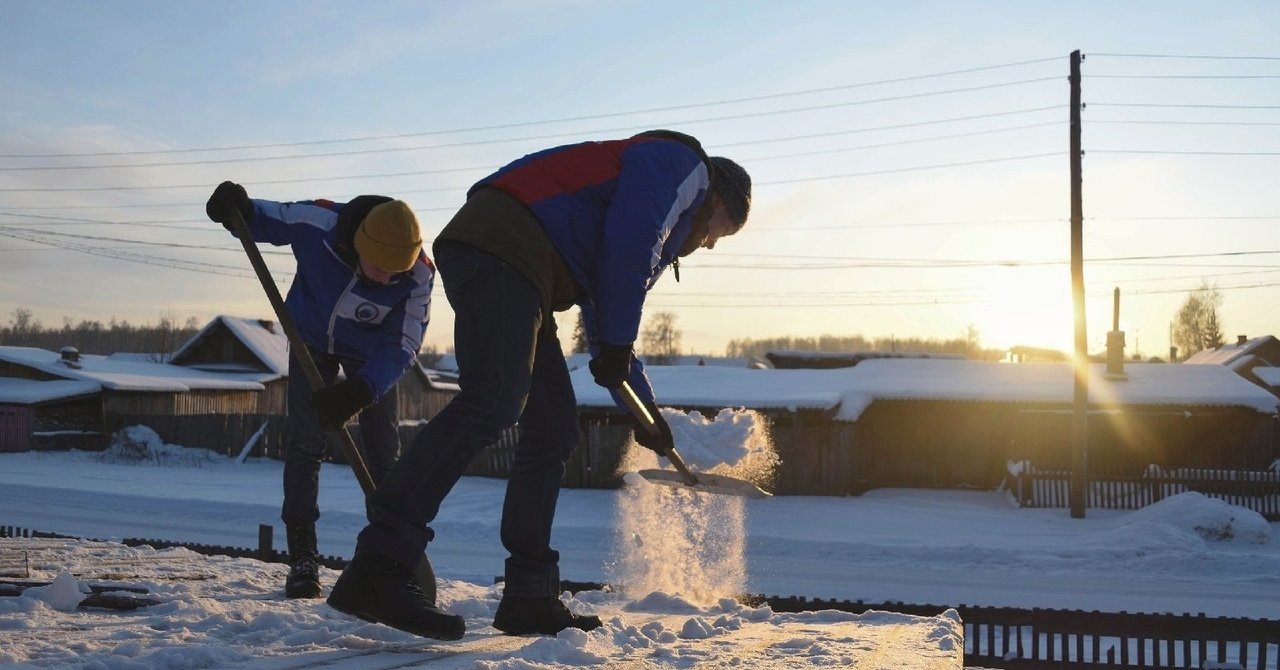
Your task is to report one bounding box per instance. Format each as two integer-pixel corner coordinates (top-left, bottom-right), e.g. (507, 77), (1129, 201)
(635, 469), (772, 498)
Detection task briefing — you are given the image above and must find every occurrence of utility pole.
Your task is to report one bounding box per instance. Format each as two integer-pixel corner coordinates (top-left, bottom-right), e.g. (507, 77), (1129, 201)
(1069, 50), (1088, 519)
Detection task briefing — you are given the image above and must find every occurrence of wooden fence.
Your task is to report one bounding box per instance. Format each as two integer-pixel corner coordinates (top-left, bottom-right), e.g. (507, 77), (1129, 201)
(1015, 466), (1280, 520)
(111, 413), (287, 460)
(396, 418), (630, 489)
(768, 596), (1280, 669)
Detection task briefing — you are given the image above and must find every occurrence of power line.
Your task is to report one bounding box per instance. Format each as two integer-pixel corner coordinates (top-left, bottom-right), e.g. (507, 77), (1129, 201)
(0, 107), (1066, 173)
(1, 148), (1068, 195)
(716, 106), (1060, 148)
(0, 57), (1063, 160)
(0, 212), (219, 231)
(1086, 53), (1280, 61)
(760, 152), (1062, 186)
(743, 122), (1060, 162)
(0, 228), (273, 279)
(708, 248), (1280, 266)
(1086, 74), (1280, 79)
(1089, 120), (1280, 127)
(1087, 103), (1280, 109)
(0, 226), (292, 255)
(1088, 150), (1280, 156)
(0, 76), (1063, 188)
(0, 166), (493, 193)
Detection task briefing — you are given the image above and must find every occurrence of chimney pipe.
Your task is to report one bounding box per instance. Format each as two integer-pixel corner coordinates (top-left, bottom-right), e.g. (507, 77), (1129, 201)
(59, 346), (82, 369)
(1237, 335), (1247, 346)
(1106, 288), (1127, 379)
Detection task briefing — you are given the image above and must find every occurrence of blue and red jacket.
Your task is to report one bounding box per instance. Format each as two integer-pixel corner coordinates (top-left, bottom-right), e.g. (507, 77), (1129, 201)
(238, 198), (434, 400)
(469, 131), (712, 404)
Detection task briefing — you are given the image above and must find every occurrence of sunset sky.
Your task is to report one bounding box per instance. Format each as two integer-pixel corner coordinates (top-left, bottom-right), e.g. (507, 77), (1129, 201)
(2, 1), (1277, 357)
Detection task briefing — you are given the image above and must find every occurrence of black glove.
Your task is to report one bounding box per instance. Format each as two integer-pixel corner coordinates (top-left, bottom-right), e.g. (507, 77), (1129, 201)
(310, 378), (374, 430)
(589, 343), (633, 389)
(205, 181), (253, 231)
(634, 401), (675, 456)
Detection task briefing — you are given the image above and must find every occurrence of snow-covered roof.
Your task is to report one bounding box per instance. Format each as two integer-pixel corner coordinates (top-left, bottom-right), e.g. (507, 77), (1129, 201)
(435, 352), (747, 373)
(1255, 366), (1280, 388)
(171, 315), (289, 377)
(0, 378), (101, 404)
(1183, 335), (1278, 366)
(0, 346), (264, 392)
(572, 359), (1280, 420)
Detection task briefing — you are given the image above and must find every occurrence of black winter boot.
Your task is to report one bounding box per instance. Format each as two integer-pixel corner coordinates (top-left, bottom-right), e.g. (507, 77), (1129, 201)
(493, 595), (602, 636)
(327, 549), (465, 640)
(285, 524), (323, 599)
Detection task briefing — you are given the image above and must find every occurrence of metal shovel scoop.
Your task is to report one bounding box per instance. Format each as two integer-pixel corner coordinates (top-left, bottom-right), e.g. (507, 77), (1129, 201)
(618, 382), (771, 499)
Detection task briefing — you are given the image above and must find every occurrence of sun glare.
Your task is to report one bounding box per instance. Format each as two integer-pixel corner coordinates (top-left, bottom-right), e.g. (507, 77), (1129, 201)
(976, 267), (1074, 353)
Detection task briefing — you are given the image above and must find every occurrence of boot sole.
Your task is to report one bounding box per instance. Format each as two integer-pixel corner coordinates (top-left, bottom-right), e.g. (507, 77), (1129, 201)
(285, 580), (323, 599)
(327, 595), (465, 641)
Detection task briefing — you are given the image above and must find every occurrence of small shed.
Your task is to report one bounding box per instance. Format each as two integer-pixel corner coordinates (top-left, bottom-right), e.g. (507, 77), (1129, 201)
(0, 377), (101, 452)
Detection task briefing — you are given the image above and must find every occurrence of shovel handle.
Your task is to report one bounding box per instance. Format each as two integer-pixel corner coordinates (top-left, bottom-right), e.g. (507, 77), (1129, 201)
(226, 207), (377, 496)
(618, 381), (699, 487)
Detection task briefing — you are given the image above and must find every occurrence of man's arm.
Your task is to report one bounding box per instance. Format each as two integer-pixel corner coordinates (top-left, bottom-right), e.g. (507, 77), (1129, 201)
(354, 260), (434, 399)
(247, 199), (341, 247)
(581, 301), (655, 408)
(594, 141), (709, 347)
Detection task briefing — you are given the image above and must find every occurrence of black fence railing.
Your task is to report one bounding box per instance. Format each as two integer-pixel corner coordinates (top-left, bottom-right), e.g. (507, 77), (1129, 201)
(6, 524), (1279, 668)
(768, 595), (1280, 669)
(1015, 466), (1280, 521)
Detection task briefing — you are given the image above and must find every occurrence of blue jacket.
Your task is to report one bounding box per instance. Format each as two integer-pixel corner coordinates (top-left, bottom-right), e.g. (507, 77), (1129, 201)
(240, 198), (433, 399)
(470, 131), (712, 404)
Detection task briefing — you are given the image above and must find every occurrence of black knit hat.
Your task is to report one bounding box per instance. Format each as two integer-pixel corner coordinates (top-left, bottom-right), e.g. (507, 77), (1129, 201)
(710, 156), (751, 229)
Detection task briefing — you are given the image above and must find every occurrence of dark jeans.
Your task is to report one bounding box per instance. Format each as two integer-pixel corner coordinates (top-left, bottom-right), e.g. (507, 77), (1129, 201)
(359, 241), (578, 597)
(282, 348), (400, 527)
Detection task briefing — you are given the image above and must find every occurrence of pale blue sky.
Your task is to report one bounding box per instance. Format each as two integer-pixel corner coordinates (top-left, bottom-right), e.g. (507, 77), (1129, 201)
(2, 1), (1278, 356)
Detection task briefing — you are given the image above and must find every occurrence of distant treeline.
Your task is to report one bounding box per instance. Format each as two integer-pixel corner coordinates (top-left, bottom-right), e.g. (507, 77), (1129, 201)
(724, 330), (1003, 360)
(0, 308), (200, 359)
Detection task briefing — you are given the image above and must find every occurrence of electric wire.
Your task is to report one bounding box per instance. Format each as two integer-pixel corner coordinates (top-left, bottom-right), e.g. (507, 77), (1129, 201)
(1086, 53), (1280, 61)
(0, 57), (1064, 159)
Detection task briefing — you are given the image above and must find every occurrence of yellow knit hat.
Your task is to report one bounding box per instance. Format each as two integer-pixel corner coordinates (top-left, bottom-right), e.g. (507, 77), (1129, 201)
(354, 200), (422, 273)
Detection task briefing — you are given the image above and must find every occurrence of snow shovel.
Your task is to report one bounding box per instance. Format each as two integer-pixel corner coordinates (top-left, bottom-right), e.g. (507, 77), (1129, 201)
(226, 207), (438, 600)
(618, 381), (770, 498)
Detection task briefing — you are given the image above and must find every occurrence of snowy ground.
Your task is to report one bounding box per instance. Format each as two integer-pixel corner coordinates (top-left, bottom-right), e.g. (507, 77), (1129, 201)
(1, 538), (963, 669)
(1, 425), (1278, 668)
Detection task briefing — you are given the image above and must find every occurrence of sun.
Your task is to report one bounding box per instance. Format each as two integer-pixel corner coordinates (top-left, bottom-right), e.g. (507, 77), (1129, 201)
(974, 266), (1075, 354)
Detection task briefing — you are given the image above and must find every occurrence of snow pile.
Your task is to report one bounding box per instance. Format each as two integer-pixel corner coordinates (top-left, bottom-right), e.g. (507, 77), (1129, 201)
(1086, 492), (1272, 551)
(609, 408), (777, 604)
(97, 425), (224, 467)
(19, 571), (86, 612)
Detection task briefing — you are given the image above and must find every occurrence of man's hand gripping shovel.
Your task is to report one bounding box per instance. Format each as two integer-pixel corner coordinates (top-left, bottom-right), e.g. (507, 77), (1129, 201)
(226, 208), (439, 601)
(617, 381), (770, 499)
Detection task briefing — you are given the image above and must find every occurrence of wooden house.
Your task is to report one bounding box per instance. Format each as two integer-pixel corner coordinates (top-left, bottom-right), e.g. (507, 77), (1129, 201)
(1184, 335), (1280, 389)
(766, 350), (963, 370)
(170, 316), (290, 415)
(0, 345), (265, 453)
(571, 359), (1280, 495)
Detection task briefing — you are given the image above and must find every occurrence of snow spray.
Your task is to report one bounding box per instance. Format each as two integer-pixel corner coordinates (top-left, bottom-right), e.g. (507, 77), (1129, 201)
(607, 408), (777, 604)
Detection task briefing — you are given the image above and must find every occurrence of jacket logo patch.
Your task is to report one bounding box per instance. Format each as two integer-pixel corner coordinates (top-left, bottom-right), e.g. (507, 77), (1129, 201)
(354, 302), (380, 323)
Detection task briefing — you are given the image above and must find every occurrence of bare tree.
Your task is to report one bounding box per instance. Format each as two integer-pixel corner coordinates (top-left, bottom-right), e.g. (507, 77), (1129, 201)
(640, 311), (682, 365)
(145, 310), (182, 362)
(1173, 282), (1225, 359)
(571, 309), (589, 354)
